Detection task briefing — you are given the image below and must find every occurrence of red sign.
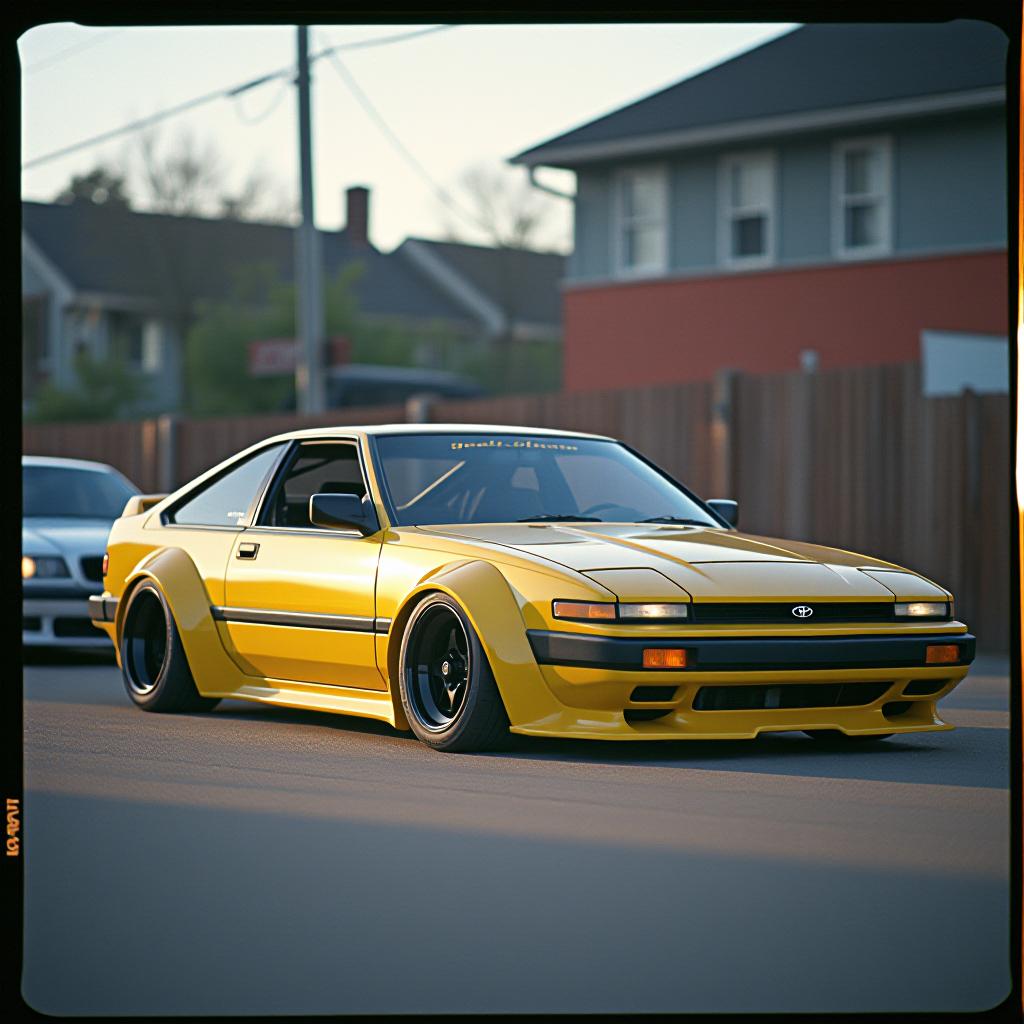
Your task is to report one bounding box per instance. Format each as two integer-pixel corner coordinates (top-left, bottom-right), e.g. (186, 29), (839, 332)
(247, 336), (351, 377)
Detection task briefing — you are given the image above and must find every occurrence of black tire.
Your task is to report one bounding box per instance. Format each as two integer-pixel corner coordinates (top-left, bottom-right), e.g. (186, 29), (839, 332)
(119, 580), (220, 713)
(398, 593), (510, 752)
(803, 730), (894, 742)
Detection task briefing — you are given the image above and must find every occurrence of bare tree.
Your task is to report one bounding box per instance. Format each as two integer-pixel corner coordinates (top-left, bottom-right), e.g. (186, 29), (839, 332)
(132, 126), (296, 224)
(441, 163), (568, 252)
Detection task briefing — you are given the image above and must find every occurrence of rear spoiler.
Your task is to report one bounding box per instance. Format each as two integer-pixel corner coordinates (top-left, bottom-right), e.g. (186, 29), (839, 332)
(122, 494), (168, 517)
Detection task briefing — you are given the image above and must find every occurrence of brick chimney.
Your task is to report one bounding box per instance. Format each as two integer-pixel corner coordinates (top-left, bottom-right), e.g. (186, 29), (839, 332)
(345, 185), (370, 247)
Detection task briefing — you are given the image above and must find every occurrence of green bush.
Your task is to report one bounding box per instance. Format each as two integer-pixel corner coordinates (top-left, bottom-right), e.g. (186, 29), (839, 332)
(28, 352), (151, 422)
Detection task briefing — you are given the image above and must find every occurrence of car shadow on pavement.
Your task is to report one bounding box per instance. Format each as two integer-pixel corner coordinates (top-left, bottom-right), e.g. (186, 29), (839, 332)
(484, 728), (1007, 789)
(206, 698), (1006, 789)
(23, 648), (118, 668)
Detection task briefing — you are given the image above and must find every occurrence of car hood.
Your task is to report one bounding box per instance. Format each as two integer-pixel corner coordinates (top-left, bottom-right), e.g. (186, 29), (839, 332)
(413, 523), (948, 601)
(22, 517), (114, 558)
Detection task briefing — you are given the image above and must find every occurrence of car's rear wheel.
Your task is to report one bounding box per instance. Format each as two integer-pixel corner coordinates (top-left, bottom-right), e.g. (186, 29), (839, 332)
(803, 730), (894, 742)
(398, 594), (510, 752)
(119, 580), (220, 713)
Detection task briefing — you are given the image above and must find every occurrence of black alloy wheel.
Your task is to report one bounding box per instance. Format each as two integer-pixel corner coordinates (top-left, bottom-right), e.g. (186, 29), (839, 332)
(119, 580), (220, 713)
(398, 594), (510, 752)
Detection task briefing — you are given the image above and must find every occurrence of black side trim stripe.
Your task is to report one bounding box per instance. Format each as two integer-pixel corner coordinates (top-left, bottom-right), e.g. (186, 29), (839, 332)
(527, 630), (976, 672)
(213, 606), (391, 634)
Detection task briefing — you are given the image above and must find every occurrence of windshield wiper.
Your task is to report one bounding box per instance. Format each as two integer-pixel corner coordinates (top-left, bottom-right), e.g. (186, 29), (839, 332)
(517, 514), (602, 522)
(638, 516), (713, 526)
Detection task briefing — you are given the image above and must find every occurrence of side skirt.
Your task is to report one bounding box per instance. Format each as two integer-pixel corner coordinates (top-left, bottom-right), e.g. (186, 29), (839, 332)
(202, 675), (403, 728)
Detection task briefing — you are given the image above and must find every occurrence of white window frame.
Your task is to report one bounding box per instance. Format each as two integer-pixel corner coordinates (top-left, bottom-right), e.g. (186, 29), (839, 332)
(831, 135), (893, 260)
(717, 149), (777, 270)
(612, 164), (668, 278)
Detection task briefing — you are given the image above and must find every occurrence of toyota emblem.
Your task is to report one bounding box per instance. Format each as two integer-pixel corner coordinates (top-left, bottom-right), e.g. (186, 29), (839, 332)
(792, 605), (814, 618)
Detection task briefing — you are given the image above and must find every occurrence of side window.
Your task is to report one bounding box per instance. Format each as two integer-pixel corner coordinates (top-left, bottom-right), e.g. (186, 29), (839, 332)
(260, 442), (366, 529)
(168, 444), (285, 528)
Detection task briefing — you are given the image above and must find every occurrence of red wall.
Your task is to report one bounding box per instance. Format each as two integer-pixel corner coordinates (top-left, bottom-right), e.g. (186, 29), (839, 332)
(563, 250), (1008, 390)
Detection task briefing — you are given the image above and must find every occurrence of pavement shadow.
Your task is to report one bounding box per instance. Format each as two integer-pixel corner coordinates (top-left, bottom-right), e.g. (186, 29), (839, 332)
(206, 697), (1005, 789)
(482, 727), (1007, 789)
(23, 648), (117, 668)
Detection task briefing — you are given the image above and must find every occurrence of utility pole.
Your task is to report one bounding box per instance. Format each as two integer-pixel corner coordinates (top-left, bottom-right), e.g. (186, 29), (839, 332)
(295, 25), (325, 413)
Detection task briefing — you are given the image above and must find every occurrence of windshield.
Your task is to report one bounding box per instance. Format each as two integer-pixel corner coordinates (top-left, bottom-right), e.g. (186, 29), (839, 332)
(374, 434), (722, 528)
(23, 465), (138, 519)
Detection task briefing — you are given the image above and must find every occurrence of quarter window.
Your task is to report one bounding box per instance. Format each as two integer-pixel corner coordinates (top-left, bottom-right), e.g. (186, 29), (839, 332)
(833, 136), (892, 258)
(168, 444), (285, 528)
(614, 166), (668, 276)
(718, 152), (775, 267)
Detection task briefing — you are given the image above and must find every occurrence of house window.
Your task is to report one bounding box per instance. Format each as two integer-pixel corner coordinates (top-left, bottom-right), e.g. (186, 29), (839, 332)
(833, 136), (892, 258)
(718, 151), (775, 267)
(109, 313), (163, 373)
(613, 166), (668, 276)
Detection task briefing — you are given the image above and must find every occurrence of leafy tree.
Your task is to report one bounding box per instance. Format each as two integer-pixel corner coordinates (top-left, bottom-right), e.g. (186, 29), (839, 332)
(28, 352), (151, 422)
(54, 166), (131, 208)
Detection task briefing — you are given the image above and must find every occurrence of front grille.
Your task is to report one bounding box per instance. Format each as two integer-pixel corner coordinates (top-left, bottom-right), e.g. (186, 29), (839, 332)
(53, 618), (103, 638)
(690, 602), (894, 625)
(692, 681), (891, 711)
(80, 556), (104, 583)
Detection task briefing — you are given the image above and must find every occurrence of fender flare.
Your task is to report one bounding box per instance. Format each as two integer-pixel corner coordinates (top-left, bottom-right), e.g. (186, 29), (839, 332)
(118, 547), (244, 697)
(386, 559), (565, 728)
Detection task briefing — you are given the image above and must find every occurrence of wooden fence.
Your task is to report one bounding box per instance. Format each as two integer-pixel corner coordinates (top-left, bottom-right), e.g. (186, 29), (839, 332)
(23, 362), (1012, 651)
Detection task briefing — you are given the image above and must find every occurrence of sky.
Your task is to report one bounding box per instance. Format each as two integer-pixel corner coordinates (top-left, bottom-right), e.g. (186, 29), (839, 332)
(20, 21), (796, 253)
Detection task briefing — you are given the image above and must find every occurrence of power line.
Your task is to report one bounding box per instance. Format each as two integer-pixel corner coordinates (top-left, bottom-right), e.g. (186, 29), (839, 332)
(23, 29), (124, 76)
(320, 42), (490, 235)
(21, 25), (458, 171)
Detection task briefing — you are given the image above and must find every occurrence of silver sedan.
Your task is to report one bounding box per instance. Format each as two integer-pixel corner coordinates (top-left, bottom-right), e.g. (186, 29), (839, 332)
(23, 456), (139, 649)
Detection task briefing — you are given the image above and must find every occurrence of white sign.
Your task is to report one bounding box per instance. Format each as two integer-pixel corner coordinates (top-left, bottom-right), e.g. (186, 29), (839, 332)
(921, 330), (1008, 397)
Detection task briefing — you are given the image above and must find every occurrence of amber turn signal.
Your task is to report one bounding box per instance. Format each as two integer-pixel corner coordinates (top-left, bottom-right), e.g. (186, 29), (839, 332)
(925, 644), (960, 665)
(552, 601), (616, 620)
(642, 648), (688, 669)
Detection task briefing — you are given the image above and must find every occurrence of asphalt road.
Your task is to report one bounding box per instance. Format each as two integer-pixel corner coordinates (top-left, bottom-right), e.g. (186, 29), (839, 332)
(22, 652), (1011, 1015)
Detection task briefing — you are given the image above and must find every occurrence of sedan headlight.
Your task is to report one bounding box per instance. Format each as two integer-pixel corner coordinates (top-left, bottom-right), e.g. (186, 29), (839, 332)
(22, 555), (70, 580)
(894, 601), (949, 619)
(553, 601), (689, 622)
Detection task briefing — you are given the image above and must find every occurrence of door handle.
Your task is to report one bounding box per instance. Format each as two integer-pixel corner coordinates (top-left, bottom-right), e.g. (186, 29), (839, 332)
(236, 542), (260, 560)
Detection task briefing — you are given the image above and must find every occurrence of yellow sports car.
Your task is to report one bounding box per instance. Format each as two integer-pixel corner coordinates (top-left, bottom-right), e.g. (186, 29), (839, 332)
(90, 424), (975, 752)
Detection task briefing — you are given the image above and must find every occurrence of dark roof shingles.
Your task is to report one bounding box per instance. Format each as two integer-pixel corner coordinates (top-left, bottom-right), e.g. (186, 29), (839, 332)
(21, 200), (472, 323)
(515, 20), (1007, 165)
(402, 237), (565, 326)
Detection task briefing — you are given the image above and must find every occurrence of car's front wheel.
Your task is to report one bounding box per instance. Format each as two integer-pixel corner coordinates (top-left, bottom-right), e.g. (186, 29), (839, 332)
(119, 580), (220, 713)
(398, 594), (510, 752)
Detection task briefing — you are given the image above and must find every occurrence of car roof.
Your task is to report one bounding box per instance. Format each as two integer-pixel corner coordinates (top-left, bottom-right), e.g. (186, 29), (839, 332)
(22, 455), (120, 473)
(267, 423), (615, 443)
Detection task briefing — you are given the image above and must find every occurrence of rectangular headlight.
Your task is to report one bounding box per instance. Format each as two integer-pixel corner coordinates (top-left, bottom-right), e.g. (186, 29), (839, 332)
(618, 603), (689, 621)
(553, 601), (690, 622)
(894, 601), (948, 618)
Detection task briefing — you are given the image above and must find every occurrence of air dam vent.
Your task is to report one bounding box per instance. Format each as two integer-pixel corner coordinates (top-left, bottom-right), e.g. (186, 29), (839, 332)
(693, 681), (890, 711)
(630, 685), (678, 703)
(624, 708), (674, 724)
(903, 679), (948, 696)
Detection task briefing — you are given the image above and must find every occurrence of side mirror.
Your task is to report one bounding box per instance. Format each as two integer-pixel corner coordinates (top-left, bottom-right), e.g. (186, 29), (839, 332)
(707, 499), (739, 528)
(309, 493), (378, 535)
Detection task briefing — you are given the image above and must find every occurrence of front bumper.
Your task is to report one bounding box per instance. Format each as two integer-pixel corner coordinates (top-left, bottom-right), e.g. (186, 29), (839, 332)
(24, 594), (108, 647)
(514, 630), (975, 740)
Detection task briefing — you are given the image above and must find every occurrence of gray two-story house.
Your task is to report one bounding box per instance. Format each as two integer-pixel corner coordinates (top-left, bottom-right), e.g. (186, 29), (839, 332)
(513, 20), (1007, 391)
